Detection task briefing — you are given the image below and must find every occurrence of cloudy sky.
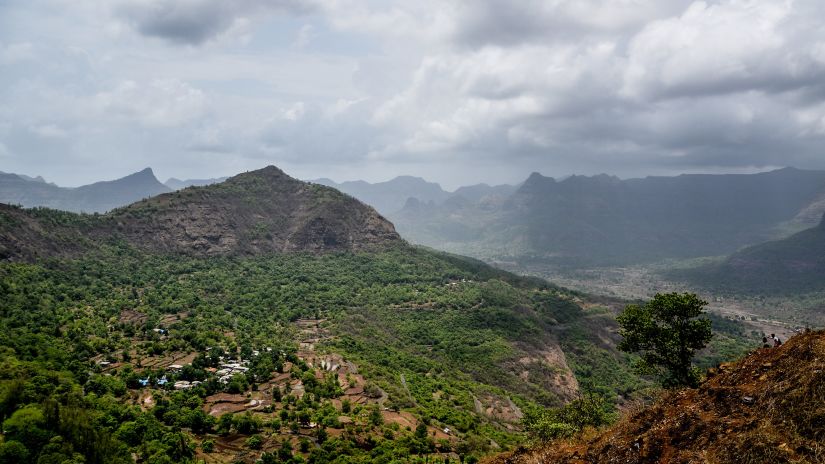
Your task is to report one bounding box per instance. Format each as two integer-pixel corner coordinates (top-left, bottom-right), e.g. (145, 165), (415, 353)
(2, 0), (825, 189)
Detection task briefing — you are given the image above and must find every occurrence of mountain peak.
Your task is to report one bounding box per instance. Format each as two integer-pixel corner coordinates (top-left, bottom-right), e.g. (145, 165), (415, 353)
(258, 165), (288, 176)
(517, 172), (555, 194)
(129, 167), (156, 179)
(110, 167), (163, 187)
(0, 164), (402, 259)
(526, 171), (550, 182)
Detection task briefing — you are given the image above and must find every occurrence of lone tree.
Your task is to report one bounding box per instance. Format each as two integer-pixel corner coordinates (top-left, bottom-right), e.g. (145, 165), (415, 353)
(617, 292), (712, 388)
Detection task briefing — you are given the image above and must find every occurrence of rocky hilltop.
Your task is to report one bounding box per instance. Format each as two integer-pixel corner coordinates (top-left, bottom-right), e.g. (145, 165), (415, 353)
(490, 329), (825, 464)
(0, 165), (402, 260)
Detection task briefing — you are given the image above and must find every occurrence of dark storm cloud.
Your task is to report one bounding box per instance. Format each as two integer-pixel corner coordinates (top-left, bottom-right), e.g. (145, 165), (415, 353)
(115, 0), (316, 45)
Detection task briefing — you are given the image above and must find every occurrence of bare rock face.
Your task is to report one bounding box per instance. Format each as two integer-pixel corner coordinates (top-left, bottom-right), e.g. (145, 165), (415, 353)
(0, 166), (403, 260)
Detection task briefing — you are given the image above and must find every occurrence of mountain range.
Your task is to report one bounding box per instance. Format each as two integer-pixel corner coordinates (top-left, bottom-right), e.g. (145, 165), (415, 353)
(5, 166), (825, 272)
(0, 168), (170, 213)
(390, 167), (825, 267)
(164, 176), (229, 190)
(313, 176), (517, 215)
(0, 168), (236, 213)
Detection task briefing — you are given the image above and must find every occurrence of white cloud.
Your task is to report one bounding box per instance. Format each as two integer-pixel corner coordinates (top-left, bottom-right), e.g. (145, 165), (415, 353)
(282, 102), (306, 121)
(0, 142), (10, 158)
(0, 42), (35, 65)
(94, 79), (207, 127)
(293, 24), (316, 48)
(31, 124), (69, 138)
(620, 1), (821, 100)
(4, 0), (825, 186)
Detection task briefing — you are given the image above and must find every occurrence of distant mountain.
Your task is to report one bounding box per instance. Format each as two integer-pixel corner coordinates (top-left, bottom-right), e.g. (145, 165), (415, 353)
(312, 176), (451, 215)
(11, 173), (52, 185)
(165, 176), (228, 190)
(675, 213), (825, 294)
(0, 168), (171, 213)
(452, 183), (519, 203)
(389, 167), (825, 267)
(0, 166), (402, 260)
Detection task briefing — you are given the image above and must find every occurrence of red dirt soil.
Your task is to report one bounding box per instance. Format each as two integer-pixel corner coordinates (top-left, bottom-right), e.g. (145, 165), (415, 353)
(487, 330), (825, 464)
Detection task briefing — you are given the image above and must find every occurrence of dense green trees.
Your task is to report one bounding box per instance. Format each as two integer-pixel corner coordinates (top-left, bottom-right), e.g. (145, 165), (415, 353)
(0, 244), (673, 462)
(522, 393), (611, 441)
(617, 292), (713, 388)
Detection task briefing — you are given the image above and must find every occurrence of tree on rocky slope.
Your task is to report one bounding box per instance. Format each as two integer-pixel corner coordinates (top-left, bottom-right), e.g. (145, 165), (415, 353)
(617, 292), (712, 388)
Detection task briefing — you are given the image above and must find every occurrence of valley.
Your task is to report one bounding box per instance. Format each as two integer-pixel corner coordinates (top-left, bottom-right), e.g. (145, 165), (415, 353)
(503, 262), (808, 342)
(0, 165), (818, 464)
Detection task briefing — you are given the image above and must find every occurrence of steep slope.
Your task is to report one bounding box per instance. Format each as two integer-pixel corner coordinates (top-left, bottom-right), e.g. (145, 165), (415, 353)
(0, 167), (171, 213)
(0, 165), (401, 260)
(675, 213), (825, 294)
(491, 330), (825, 464)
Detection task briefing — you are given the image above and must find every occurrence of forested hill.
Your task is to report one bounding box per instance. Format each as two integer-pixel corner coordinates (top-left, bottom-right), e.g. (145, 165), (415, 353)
(0, 167), (171, 213)
(390, 167), (825, 267)
(0, 165), (401, 260)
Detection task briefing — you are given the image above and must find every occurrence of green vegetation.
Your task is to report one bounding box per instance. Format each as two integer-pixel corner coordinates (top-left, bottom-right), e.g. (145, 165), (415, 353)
(0, 244), (648, 463)
(617, 293), (713, 388)
(522, 393), (611, 442)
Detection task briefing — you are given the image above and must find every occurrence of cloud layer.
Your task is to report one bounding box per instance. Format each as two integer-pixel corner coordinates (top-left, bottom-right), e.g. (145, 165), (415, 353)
(1, 0), (825, 187)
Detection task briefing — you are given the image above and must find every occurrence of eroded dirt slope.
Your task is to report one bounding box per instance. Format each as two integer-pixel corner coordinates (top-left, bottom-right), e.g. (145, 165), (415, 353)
(489, 330), (825, 464)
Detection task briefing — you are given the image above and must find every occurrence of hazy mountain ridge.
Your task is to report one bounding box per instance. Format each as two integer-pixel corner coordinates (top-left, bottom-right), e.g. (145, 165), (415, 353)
(0, 166), (402, 260)
(0, 167), (171, 213)
(165, 176), (229, 190)
(391, 167), (825, 268)
(6, 166), (825, 269)
(312, 175), (453, 215)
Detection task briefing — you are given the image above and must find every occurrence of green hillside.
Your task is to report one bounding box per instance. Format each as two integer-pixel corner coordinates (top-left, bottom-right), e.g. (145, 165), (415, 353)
(0, 168), (646, 464)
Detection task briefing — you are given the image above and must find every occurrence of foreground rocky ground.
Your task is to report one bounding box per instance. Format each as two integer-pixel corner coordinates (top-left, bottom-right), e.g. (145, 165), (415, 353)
(488, 330), (825, 464)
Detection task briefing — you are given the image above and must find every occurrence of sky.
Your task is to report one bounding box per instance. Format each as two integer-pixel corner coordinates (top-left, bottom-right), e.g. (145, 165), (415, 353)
(2, 0), (825, 189)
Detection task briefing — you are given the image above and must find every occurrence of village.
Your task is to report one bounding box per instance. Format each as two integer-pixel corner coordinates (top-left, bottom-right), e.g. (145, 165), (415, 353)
(94, 315), (463, 463)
